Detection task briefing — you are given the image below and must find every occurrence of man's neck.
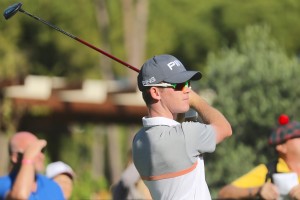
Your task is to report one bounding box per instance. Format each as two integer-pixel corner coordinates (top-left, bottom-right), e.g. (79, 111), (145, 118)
(148, 107), (174, 120)
(285, 157), (300, 175)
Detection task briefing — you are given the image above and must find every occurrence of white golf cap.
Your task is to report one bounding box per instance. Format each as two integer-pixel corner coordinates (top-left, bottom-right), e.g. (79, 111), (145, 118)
(46, 161), (75, 179)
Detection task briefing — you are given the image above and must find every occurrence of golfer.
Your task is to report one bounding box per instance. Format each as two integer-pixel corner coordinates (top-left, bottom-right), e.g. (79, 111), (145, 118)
(132, 54), (232, 200)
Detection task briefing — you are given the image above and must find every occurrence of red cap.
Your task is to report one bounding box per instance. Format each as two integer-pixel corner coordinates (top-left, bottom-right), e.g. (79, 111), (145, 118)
(269, 114), (300, 145)
(278, 114), (289, 125)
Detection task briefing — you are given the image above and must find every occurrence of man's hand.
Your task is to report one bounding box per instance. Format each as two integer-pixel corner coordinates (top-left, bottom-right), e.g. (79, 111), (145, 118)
(289, 184), (300, 200)
(7, 139), (47, 199)
(259, 182), (280, 200)
(23, 139), (47, 161)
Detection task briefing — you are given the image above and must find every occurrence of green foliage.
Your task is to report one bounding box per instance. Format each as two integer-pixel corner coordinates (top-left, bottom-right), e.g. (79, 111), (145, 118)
(0, 12), (28, 79)
(59, 124), (94, 171)
(0, 0), (102, 79)
(206, 138), (257, 198)
(71, 171), (108, 200)
(2, 0), (300, 198)
(2, 0), (300, 80)
(147, 0), (300, 74)
(58, 124), (108, 199)
(0, 98), (18, 135)
(203, 24), (300, 198)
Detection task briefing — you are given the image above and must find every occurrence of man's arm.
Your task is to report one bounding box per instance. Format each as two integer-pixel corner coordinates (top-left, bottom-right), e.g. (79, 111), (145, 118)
(218, 183), (279, 199)
(218, 184), (261, 199)
(189, 90), (232, 144)
(6, 140), (47, 200)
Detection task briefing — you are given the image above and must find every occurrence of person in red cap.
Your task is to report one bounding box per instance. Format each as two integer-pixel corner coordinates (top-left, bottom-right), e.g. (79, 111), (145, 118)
(218, 114), (300, 200)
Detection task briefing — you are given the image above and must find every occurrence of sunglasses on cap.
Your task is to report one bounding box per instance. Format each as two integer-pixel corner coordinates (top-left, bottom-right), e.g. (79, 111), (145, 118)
(144, 81), (191, 91)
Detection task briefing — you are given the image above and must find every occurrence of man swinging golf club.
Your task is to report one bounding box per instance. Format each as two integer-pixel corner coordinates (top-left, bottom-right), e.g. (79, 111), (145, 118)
(132, 54), (232, 200)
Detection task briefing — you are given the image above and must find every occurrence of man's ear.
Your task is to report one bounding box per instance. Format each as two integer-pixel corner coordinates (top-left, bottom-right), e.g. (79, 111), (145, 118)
(276, 143), (287, 154)
(149, 87), (161, 100)
(11, 152), (23, 164)
(11, 152), (19, 164)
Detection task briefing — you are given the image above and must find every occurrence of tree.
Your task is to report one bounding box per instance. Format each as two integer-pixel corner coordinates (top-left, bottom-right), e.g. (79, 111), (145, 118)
(2, 0), (300, 80)
(201, 24), (300, 197)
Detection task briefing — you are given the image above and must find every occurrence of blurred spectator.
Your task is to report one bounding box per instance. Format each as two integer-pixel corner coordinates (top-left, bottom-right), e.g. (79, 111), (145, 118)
(0, 131), (64, 200)
(46, 161), (75, 200)
(218, 115), (300, 200)
(112, 150), (151, 200)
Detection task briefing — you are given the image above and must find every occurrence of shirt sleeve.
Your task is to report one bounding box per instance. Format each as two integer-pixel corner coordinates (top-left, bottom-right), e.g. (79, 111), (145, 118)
(181, 122), (216, 156)
(231, 164), (268, 188)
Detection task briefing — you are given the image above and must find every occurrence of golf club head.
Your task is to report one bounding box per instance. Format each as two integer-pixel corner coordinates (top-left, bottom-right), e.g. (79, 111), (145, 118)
(3, 2), (22, 20)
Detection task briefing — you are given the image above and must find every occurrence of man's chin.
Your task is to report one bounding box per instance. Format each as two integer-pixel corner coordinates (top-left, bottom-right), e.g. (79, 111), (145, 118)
(183, 106), (190, 113)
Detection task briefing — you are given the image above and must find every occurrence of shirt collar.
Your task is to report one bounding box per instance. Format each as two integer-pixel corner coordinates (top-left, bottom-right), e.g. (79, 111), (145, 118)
(142, 116), (180, 127)
(277, 157), (291, 172)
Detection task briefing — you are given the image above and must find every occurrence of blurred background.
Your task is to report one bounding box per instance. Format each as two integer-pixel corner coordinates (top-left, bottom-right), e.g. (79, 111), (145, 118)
(1, 0), (300, 199)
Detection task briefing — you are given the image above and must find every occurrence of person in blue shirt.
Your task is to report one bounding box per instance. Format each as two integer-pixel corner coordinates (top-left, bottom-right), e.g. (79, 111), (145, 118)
(0, 131), (64, 200)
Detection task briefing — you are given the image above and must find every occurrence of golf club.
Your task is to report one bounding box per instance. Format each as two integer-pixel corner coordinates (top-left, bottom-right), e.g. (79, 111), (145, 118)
(3, 2), (140, 73)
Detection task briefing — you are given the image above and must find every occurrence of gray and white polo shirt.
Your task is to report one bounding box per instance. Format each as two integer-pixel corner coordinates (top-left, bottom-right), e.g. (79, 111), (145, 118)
(132, 116), (216, 200)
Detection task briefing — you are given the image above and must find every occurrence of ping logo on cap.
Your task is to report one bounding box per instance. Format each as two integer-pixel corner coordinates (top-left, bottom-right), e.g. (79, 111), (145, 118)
(142, 77), (156, 86)
(167, 60), (181, 70)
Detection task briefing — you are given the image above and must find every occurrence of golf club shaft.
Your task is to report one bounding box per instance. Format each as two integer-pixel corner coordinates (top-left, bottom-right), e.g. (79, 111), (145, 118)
(19, 9), (140, 73)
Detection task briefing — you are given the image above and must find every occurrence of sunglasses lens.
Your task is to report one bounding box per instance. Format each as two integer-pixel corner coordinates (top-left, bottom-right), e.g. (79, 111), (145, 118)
(174, 81), (190, 91)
